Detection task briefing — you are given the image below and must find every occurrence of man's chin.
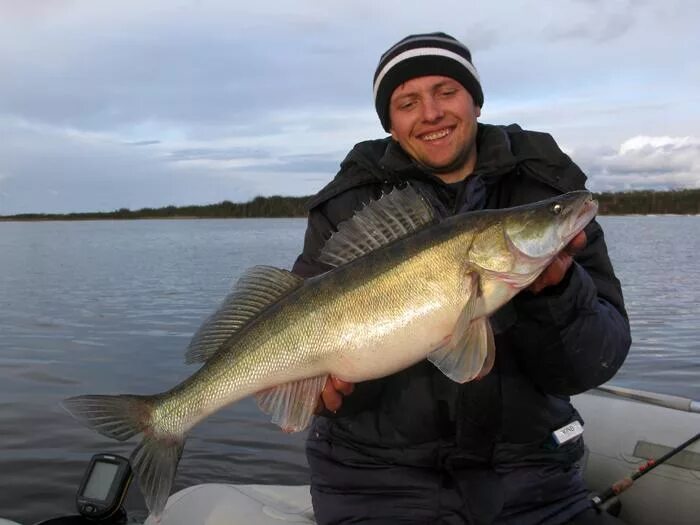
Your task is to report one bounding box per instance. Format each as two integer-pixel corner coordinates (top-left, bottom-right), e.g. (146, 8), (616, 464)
(419, 144), (475, 175)
(427, 163), (461, 175)
(421, 156), (468, 175)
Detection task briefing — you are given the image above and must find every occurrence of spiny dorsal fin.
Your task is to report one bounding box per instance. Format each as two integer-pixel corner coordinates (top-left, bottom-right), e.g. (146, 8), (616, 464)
(185, 266), (303, 364)
(318, 184), (435, 267)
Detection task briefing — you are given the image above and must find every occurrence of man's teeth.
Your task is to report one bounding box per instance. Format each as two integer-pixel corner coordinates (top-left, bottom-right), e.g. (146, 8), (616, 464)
(422, 129), (450, 141)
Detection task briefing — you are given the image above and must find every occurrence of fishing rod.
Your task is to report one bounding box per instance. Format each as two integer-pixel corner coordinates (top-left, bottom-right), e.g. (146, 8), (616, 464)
(591, 432), (700, 508)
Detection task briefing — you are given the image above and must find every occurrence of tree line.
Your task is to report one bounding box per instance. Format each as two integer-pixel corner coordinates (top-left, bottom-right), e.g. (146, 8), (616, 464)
(1, 189), (699, 220)
(1, 195), (309, 220)
(595, 189), (700, 215)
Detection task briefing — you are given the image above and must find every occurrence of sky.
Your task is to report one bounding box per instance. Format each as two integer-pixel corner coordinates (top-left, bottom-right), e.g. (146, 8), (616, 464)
(1, 0), (698, 214)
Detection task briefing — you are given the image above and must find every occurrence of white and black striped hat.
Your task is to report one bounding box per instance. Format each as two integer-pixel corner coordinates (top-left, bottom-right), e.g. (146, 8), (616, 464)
(373, 32), (483, 132)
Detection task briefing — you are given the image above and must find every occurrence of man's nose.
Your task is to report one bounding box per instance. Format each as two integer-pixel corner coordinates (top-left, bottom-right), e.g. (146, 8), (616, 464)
(422, 96), (444, 122)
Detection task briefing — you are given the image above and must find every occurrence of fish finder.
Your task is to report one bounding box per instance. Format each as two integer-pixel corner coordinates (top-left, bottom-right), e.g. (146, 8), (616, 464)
(75, 453), (132, 521)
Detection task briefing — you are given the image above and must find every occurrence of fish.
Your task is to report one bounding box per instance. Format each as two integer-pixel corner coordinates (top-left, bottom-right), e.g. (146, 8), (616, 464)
(62, 185), (598, 518)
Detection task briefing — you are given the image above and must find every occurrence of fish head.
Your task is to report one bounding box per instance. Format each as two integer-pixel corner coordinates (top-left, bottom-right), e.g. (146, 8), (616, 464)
(503, 190), (598, 261)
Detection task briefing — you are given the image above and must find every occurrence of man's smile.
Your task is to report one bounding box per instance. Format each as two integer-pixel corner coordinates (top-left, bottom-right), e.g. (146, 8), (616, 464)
(419, 127), (452, 141)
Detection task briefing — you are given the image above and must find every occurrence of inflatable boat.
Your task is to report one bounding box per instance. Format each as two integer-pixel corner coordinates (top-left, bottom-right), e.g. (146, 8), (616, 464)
(2, 385), (698, 525)
(143, 385), (700, 525)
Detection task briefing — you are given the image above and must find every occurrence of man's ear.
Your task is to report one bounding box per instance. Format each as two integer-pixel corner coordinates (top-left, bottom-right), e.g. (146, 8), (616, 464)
(390, 128), (398, 140)
(476, 105), (481, 118)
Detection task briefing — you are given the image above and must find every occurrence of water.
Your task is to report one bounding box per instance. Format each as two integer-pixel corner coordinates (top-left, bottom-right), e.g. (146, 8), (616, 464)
(0, 216), (698, 523)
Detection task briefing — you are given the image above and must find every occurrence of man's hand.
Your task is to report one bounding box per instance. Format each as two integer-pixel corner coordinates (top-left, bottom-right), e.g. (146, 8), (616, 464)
(314, 375), (355, 414)
(528, 230), (587, 294)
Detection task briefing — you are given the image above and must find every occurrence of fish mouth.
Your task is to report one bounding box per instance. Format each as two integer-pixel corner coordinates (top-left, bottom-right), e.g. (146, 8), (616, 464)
(570, 195), (598, 237)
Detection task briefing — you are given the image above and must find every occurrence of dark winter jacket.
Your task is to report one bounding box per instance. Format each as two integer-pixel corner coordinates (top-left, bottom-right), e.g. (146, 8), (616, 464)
(292, 123), (631, 472)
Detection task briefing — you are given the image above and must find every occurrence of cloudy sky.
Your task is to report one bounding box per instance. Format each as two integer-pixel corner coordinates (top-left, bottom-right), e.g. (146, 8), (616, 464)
(1, 0), (698, 214)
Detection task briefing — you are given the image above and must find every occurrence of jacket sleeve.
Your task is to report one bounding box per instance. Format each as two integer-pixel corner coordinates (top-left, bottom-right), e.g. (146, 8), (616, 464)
(291, 188), (387, 417)
(509, 215), (631, 396)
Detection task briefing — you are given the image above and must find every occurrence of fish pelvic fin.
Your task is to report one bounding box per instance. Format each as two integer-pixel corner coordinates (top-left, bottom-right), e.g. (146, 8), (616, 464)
(185, 266), (304, 364)
(255, 374), (327, 432)
(61, 394), (155, 441)
(318, 184), (435, 267)
(131, 434), (185, 520)
(62, 394), (184, 519)
(428, 273), (496, 383)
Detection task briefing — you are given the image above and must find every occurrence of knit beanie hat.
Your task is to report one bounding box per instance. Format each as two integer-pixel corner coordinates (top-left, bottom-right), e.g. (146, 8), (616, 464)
(373, 32), (484, 132)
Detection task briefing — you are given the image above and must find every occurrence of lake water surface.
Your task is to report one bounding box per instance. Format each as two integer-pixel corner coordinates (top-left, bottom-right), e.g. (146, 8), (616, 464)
(1, 216), (698, 523)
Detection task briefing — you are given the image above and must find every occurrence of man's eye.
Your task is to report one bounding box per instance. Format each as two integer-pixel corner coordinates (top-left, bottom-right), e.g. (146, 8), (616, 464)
(398, 101), (416, 110)
(439, 89), (457, 97)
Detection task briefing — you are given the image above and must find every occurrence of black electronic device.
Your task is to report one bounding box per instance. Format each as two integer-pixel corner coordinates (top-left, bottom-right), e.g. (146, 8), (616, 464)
(75, 453), (132, 521)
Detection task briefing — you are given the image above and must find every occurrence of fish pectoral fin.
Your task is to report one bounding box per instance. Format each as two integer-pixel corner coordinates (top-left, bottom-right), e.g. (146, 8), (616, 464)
(185, 266), (304, 364)
(428, 272), (496, 383)
(428, 316), (496, 383)
(318, 184), (436, 267)
(428, 274), (495, 383)
(472, 316), (496, 379)
(255, 375), (327, 432)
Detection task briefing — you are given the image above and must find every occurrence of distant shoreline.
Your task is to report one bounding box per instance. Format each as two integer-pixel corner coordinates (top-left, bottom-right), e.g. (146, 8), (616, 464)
(2, 214), (699, 223)
(1, 189), (698, 221)
(0, 215), (308, 222)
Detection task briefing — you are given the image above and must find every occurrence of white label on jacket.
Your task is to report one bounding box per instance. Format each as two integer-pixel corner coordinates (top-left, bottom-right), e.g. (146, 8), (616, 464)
(552, 420), (584, 446)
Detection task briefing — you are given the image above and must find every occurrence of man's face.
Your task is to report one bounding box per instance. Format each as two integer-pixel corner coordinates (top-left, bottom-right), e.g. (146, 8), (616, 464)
(389, 75), (481, 182)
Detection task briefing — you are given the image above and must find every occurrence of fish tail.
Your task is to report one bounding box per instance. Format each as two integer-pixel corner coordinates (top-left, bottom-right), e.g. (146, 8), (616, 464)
(62, 394), (155, 440)
(130, 433), (185, 519)
(62, 394), (184, 518)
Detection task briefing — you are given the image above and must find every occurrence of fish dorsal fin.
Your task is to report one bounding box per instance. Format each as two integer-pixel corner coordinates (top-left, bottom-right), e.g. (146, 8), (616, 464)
(185, 266), (303, 364)
(318, 184), (435, 267)
(428, 273), (496, 383)
(256, 374), (328, 432)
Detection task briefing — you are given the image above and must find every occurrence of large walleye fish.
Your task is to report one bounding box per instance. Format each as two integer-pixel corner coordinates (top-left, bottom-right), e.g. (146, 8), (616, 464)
(63, 186), (598, 517)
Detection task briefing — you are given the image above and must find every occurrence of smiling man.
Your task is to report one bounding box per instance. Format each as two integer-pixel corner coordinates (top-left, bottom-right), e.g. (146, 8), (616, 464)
(293, 33), (631, 524)
(388, 75), (481, 182)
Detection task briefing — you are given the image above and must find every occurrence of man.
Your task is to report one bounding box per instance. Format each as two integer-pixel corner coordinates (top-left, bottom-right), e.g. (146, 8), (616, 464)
(292, 32), (631, 524)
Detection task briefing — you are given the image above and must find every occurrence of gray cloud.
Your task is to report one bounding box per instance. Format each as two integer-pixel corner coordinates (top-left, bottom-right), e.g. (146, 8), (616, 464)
(166, 147), (273, 162)
(254, 153), (342, 174)
(124, 140), (161, 146)
(576, 136), (700, 191)
(546, 0), (638, 43)
(1, 0), (699, 214)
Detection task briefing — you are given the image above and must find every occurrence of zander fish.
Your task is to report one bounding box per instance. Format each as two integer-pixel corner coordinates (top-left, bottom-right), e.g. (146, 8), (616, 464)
(63, 186), (598, 517)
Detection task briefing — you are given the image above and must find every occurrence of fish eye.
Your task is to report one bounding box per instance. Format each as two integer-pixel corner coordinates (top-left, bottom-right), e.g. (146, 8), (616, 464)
(551, 203), (562, 215)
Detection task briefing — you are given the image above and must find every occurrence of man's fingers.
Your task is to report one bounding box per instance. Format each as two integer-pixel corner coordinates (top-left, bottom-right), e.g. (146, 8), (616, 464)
(321, 387), (343, 413)
(314, 376), (356, 415)
(529, 253), (573, 294)
(528, 229), (587, 294)
(314, 377), (333, 414)
(331, 376), (355, 396)
(564, 230), (587, 255)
